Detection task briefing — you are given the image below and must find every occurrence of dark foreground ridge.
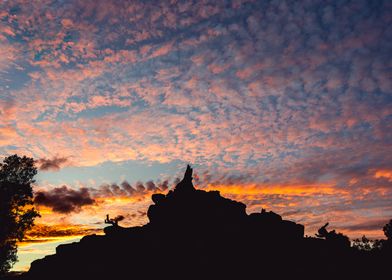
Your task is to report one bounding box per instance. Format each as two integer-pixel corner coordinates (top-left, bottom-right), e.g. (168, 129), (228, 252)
(20, 166), (391, 280)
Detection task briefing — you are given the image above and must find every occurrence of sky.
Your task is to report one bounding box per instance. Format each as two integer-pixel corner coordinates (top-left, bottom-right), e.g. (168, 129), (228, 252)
(0, 0), (391, 271)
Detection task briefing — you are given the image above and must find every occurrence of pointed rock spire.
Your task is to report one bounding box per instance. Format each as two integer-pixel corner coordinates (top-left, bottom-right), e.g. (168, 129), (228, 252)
(174, 164), (195, 192)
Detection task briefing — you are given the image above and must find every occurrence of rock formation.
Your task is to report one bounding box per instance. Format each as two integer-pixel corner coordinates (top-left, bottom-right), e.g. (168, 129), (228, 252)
(18, 165), (391, 280)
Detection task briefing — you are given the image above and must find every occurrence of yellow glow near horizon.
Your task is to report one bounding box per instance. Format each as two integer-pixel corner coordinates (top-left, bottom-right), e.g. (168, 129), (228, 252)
(13, 236), (84, 272)
(204, 183), (349, 196)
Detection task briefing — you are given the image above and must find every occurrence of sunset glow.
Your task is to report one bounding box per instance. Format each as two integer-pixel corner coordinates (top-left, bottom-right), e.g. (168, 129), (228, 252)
(1, 0), (391, 271)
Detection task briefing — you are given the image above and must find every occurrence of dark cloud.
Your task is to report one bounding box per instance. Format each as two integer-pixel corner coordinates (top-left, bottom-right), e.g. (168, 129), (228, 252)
(87, 178), (176, 199)
(158, 180), (169, 191)
(121, 180), (135, 195)
(35, 186), (95, 213)
(342, 220), (390, 232)
(145, 180), (157, 191)
(172, 178), (181, 187)
(37, 156), (69, 171)
(135, 182), (145, 192)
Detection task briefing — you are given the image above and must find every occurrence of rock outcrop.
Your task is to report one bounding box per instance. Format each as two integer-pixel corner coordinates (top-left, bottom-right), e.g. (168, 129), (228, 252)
(19, 165), (390, 280)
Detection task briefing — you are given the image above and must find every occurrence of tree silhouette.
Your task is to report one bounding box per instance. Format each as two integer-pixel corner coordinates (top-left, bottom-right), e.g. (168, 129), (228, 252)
(383, 219), (392, 241)
(0, 155), (40, 274)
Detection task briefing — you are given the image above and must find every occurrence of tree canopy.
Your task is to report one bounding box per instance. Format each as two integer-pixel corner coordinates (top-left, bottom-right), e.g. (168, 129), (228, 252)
(0, 155), (40, 274)
(383, 219), (392, 241)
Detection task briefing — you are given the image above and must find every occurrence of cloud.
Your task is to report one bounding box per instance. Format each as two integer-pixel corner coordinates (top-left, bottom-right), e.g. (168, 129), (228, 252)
(24, 224), (100, 241)
(341, 220), (389, 233)
(157, 180), (169, 191)
(0, 0), (391, 239)
(35, 186), (95, 213)
(37, 156), (69, 171)
(1, 0), (390, 173)
(145, 180), (157, 191)
(91, 179), (173, 198)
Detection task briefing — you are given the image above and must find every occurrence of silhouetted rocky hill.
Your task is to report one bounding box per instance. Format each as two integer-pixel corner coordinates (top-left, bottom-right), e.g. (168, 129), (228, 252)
(18, 165), (391, 280)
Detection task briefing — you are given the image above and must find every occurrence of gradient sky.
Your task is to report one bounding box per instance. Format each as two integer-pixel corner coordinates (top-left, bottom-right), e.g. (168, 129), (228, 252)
(0, 0), (391, 271)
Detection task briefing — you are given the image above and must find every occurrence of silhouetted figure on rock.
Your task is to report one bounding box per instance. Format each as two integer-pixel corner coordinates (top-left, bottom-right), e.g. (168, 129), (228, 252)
(316, 222), (350, 248)
(316, 222), (330, 238)
(20, 165), (391, 280)
(103, 214), (124, 235)
(105, 214), (119, 226)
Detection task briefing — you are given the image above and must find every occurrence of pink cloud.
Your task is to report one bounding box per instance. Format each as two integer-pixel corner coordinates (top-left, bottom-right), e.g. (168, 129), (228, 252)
(148, 41), (175, 59)
(0, 0), (390, 243)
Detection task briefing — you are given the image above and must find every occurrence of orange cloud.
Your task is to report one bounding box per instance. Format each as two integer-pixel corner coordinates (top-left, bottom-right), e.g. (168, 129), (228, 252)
(22, 224), (100, 243)
(204, 183), (346, 196)
(374, 170), (392, 181)
(0, 0), (391, 240)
